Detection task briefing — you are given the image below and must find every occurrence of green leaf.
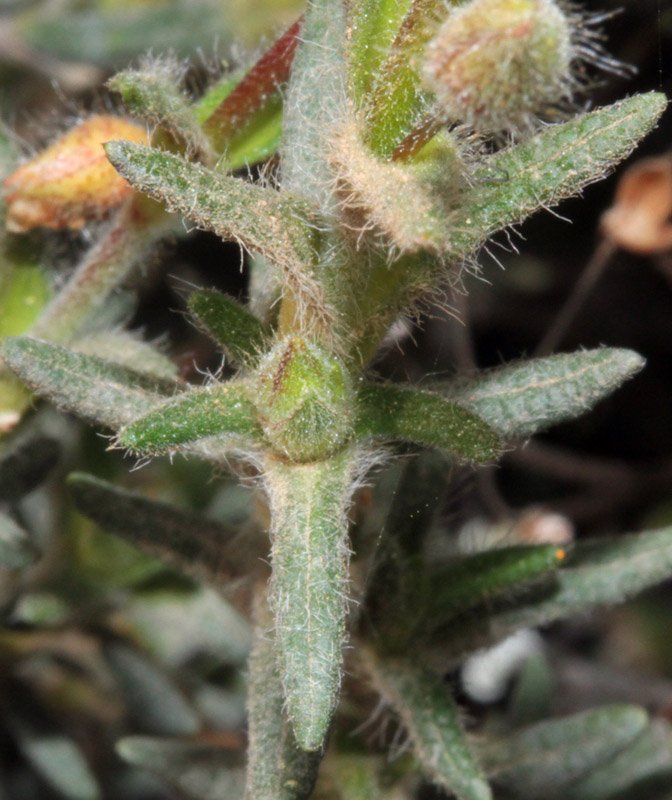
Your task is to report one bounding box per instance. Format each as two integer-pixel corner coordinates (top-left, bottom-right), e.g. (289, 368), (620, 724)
(347, 0), (412, 105)
(108, 65), (214, 163)
(188, 289), (269, 367)
(0, 263), (51, 339)
(450, 94), (667, 256)
(0, 434), (59, 502)
(423, 545), (566, 630)
(364, 652), (491, 800)
(115, 381), (262, 455)
(117, 736), (245, 800)
(356, 382), (501, 463)
(477, 705), (648, 797)
(265, 448), (357, 751)
(281, 0), (348, 213)
(67, 472), (246, 588)
(438, 348), (645, 439)
(0, 511), (38, 569)
(246, 599), (321, 799)
(568, 720), (672, 800)
(104, 641), (199, 736)
(490, 527), (672, 637)
(73, 331), (180, 383)
(104, 141), (319, 285)
(2, 337), (171, 429)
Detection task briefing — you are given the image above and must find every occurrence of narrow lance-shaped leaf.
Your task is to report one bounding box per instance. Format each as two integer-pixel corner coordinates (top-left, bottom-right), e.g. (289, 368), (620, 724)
(104, 141), (320, 290)
(353, 94), (667, 360)
(117, 736), (246, 800)
(363, 651), (492, 800)
(2, 337), (173, 429)
(188, 289), (269, 368)
(0, 434), (59, 502)
(108, 67), (214, 164)
(475, 705), (648, 798)
(0, 511), (38, 569)
(437, 348), (644, 439)
(246, 594), (321, 799)
(423, 545), (566, 630)
(450, 93), (667, 256)
(67, 473), (247, 589)
(489, 526), (672, 639)
(264, 447), (357, 751)
(116, 381), (262, 455)
(73, 331), (180, 383)
(356, 382), (500, 463)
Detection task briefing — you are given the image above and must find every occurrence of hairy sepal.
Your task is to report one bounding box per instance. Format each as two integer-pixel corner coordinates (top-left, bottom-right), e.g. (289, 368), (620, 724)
(264, 447), (358, 751)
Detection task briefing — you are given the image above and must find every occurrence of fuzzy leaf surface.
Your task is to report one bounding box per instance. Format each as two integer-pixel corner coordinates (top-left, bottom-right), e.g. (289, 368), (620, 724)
(356, 383), (500, 463)
(2, 337), (172, 429)
(68, 473), (246, 588)
(451, 94), (667, 255)
(104, 141), (318, 279)
(116, 381), (262, 454)
(188, 289), (269, 367)
(265, 448), (357, 751)
(439, 348), (644, 438)
(477, 705), (648, 797)
(117, 736), (245, 800)
(365, 652), (491, 800)
(490, 527), (672, 636)
(246, 601), (321, 799)
(73, 331), (180, 383)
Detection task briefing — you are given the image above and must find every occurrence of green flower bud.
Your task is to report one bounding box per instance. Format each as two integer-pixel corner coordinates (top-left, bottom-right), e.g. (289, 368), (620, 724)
(423, 0), (573, 134)
(254, 336), (354, 462)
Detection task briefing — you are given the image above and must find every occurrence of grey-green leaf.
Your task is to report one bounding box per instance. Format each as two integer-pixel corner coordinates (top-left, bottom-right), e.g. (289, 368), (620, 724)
(364, 651), (491, 800)
(356, 382), (501, 463)
(439, 348), (645, 439)
(2, 337), (172, 429)
(117, 736), (245, 800)
(67, 472), (246, 587)
(0, 434), (59, 502)
(246, 600), (321, 799)
(104, 141), (318, 282)
(265, 448), (357, 751)
(490, 526), (672, 637)
(477, 705), (648, 798)
(104, 642), (200, 736)
(188, 289), (269, 367)
(73, 331), (180, 383)
(450, 93), (667, 257)
(115, 381), (262, 454)
(0, 511), (38, 569)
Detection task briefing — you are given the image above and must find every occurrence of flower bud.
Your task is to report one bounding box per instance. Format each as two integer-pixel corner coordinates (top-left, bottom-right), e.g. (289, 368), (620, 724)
(423, 0), (572, 134)
(254, 336), (354, 462)
(3, 115), (147, 233)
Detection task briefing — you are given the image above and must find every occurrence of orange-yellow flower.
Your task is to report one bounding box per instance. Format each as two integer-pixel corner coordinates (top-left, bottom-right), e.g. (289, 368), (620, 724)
(3, 115), (148, 233)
